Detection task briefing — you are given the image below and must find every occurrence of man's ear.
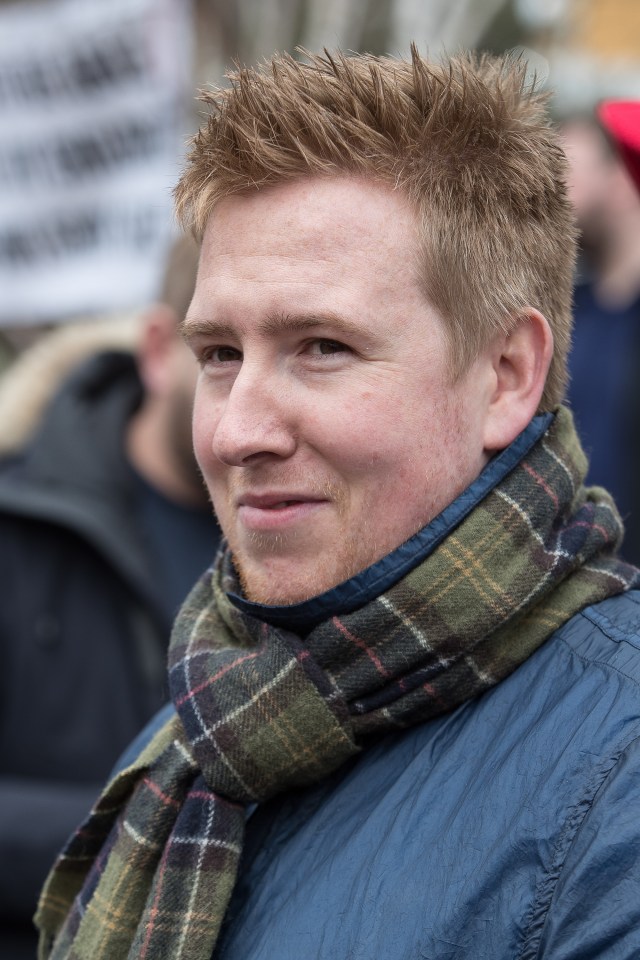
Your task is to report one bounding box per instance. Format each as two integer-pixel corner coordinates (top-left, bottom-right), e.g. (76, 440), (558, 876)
(482, 309), (554, 453)
(135, 303), (180, 397)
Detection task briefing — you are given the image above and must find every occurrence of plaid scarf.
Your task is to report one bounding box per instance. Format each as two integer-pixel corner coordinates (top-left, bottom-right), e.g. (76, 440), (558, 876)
(36, 407), (639, 960)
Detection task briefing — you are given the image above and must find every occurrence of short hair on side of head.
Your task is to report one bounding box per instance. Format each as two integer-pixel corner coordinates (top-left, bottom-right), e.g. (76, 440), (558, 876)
(175, 47), (577, 410)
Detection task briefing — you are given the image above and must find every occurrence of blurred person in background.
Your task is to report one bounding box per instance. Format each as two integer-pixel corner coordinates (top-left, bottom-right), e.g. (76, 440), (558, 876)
(0, 236), (221, 960)
(561, 114), (640, 564)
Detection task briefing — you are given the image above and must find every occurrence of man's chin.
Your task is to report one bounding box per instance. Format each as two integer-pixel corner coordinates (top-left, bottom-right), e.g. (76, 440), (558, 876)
(229, 529), (376, 606)
(239, 578), (322, 607)
(236, 557), (343, 607)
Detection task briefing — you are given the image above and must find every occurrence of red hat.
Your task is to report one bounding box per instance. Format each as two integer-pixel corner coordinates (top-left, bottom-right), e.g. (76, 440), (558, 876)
(598, 99), (640, 192)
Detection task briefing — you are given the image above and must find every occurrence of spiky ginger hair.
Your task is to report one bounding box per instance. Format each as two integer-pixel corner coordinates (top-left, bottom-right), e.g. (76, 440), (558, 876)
(175, 47), (577, 409)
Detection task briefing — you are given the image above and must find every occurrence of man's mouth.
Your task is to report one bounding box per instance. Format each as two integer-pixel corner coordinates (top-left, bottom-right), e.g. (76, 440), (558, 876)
(238, 492), (323, 509)
(235, 492), (328, 530)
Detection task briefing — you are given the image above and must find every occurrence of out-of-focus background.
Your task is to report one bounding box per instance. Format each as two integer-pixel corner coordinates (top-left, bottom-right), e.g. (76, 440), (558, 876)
(1, 0), (640, 355)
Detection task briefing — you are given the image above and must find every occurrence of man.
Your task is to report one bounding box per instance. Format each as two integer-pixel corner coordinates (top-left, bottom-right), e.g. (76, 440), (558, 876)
(0, 238), (220, 959)
(36, 50), (640, 959)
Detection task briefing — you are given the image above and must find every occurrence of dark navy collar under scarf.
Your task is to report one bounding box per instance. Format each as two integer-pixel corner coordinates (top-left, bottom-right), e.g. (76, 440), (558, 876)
(228, 413), (554, 635)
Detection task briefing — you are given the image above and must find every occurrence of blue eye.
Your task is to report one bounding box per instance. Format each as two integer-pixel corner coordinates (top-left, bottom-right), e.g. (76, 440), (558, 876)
(316, 340), (347, 355)
(214, 346), (242, 363)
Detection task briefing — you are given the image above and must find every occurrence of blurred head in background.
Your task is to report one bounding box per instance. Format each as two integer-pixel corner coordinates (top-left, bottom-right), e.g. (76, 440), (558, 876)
(561, 112), (640, 308)
(127, 234), (206, 507)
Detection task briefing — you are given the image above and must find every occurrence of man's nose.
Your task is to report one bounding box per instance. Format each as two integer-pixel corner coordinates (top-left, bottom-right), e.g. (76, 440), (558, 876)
(211, 362), (297, 466)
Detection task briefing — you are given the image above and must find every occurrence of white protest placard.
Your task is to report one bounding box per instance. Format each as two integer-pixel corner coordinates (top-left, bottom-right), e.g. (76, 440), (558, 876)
(0, 0), (193, 326)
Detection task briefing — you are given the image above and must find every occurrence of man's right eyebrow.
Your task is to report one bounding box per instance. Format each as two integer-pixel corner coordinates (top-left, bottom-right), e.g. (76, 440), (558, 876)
(180, 318), (236, 342)
(180, 312), (360, 342)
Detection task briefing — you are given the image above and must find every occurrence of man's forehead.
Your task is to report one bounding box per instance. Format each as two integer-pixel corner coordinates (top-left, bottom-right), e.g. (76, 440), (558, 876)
(200, 175), (419, 246)
(193, 176), (425, 314)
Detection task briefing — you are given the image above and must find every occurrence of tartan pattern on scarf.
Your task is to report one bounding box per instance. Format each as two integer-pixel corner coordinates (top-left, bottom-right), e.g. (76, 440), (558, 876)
(36, 407), (640, 960)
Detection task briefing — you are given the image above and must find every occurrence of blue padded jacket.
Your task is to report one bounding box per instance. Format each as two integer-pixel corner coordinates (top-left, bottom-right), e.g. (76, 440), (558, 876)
(128, 589), (640, 959)
(210, 590), (640, 959)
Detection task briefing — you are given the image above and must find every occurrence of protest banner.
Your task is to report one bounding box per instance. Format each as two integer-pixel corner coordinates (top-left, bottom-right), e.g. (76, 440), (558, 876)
(0, 0), (193, 325)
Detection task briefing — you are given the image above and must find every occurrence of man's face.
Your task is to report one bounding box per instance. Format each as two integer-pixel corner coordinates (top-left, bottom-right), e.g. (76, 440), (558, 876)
(185, 177), (494, 604)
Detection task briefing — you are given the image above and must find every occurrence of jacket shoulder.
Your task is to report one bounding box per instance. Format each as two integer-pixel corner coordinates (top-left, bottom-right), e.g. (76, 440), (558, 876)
(556, 588), (640, 687)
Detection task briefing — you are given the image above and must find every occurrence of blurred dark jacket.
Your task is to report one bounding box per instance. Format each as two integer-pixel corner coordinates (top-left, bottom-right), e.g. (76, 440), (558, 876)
(0, 346), (218, 958)
(567, 276), (640, 565)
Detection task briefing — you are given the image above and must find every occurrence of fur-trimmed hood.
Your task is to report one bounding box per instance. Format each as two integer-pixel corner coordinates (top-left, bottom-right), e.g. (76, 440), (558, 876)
(0, 314), (140, 456)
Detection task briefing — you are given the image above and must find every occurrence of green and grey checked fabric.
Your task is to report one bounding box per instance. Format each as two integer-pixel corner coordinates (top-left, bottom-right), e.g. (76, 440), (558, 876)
(36, 406), (639, 960)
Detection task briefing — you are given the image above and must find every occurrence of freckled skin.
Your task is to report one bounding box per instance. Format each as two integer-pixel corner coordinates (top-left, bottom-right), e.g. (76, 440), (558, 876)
(185, 176), (496, 605)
